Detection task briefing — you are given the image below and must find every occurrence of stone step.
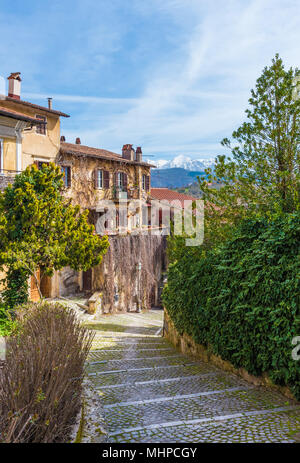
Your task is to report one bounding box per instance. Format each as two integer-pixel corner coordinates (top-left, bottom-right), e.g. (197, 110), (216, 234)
(95, 372), (248, 405)
(104, 387), (298, 434)
(108, 407), (300, 443)
(88, 348), (175, 362)
(86, 354), (196, 373)
(88, 363), (217, 387)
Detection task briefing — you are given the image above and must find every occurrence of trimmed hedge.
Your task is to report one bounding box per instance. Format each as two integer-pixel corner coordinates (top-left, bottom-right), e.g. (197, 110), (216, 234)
(163, 212), (300, 399)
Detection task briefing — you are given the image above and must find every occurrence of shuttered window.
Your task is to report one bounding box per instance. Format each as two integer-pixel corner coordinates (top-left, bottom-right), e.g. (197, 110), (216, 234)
(35, 115), (47, 135)
(95, 169), (109, 189)
(61, 166), (71, 188)
(142, 174), (150, 191)
(114, 172), (127, 189)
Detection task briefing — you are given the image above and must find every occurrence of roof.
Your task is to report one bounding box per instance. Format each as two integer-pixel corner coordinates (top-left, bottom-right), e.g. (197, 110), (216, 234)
(0, 106), (44, 124)
(150, 188), (197, 206)
(5, 97), (69, 118)
(60, 142), (156, 167)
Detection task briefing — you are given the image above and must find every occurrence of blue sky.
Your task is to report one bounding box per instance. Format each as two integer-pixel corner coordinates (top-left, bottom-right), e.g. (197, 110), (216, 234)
(1, 0), (300, 162)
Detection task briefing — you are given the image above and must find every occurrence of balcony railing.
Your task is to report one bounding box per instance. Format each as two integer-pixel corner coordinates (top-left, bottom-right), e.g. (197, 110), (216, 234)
(0, 169), (21, 177)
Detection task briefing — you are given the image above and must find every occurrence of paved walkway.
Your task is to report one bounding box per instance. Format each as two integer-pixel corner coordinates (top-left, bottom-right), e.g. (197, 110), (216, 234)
(85, 310), (300, 443)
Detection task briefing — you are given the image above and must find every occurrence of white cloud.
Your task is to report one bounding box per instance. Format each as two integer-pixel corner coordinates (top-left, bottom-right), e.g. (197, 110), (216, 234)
(3, 1), (300, 159)
(59, 0), (300, 158)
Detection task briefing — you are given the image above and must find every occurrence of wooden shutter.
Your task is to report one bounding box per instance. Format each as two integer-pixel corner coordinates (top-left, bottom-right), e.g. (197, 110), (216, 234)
(103, 170), (110, 189)
(94, 169), (99, 188)
(123, 173), (128, 189)
(67, 166), (71, 187)
(113, 172), (118, 186)
(145, 175), (150, 191)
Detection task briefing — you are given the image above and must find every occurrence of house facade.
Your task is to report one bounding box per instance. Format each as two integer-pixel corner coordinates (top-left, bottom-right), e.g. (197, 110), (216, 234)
(0, 72), (161, 308)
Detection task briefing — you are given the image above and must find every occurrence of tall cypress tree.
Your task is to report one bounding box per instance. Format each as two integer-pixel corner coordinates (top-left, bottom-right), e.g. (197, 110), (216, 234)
(200, 54), (300, 246)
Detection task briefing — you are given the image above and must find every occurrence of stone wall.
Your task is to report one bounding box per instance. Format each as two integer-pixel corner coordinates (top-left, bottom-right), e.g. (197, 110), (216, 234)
(56, 234), (167, 313)
(93, 234), (167, 313)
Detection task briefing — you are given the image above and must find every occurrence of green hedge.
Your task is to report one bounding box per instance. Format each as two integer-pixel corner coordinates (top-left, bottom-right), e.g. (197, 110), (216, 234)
(163, 212), (300, 399)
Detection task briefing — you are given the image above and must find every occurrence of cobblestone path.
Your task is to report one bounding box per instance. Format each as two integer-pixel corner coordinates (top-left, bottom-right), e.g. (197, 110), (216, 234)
(85, 310), (300, 443)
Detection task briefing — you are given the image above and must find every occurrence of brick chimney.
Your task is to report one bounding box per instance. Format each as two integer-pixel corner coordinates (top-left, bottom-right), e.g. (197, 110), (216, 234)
(136, 146), (142, 162)
(7, 72), (22, 100)
(75, 137), (81, 144)
(122, 144), (135, 161)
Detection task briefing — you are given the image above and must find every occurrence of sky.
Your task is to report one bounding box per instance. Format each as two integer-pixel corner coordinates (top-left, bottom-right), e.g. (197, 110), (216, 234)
(1, 0), (300, 162)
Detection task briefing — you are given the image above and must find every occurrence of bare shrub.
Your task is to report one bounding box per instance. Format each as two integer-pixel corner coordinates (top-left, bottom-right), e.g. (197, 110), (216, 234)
(0, 301), (94, 443)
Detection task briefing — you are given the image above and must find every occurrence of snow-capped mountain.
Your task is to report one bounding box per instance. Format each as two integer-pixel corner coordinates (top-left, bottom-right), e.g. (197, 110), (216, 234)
(151, 155), (215, 171)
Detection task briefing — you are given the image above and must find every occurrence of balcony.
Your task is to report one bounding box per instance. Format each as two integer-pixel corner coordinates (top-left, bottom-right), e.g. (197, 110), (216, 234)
(0, 169), (21, 190)
(112, 186), (139, 201)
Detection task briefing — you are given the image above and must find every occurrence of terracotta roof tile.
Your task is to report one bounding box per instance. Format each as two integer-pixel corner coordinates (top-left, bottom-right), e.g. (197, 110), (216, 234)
(150, 188), (197, 206)
(60, 142), (155, 167)
(0, 106), (44, 124)
(5, 97), (69, 117)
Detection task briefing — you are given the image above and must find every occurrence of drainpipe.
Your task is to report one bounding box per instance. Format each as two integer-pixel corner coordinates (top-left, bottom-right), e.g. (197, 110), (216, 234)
(15, 127), (22, 172)
(136, 261), (142, 313)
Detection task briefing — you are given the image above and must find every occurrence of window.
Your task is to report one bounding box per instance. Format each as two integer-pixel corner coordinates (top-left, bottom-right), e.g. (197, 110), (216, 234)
(95, 169), (110, 189)
(35, 115), (47, 135)
(114, 172), (128, 190)
(36, 161), (50, 170)
(97, 170), (103, 188)
(142, 174), (150, 191)
(61, 166), (71, 188)
(117, 172), (122, 188)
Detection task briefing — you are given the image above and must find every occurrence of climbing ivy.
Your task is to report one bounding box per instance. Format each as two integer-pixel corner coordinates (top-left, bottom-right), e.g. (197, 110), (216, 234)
(163, 212), (300, 399)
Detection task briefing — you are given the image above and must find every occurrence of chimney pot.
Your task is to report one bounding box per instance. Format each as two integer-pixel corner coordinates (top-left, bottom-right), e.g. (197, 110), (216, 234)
(122, 144), (135, 160)
(76, 137), (81, 144)
(60, 135), (66, 142)
(48, 97), (52, 110)
(7, 72), (21, 100)
(136, 146), (142, 162)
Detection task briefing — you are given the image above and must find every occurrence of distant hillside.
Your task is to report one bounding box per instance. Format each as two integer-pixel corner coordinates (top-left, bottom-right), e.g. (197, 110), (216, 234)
(151, 168), (206, 188)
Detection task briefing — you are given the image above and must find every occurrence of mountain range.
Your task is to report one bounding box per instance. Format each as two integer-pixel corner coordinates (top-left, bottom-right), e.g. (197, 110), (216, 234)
(148, 155), (215, 188)
(150, 154), (215, 171)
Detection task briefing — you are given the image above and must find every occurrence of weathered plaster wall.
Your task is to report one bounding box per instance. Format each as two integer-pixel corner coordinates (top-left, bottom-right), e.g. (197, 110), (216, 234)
(56, 234), (167, 312)
(93, 234), (167, 313)
(0, 100), (60, 169)
(58, 152), (151, 210)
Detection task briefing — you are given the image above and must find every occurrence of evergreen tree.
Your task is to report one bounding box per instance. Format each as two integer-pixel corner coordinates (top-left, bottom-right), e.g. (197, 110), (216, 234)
(0, 163), (109, 306)
(200, 54), (300, 246)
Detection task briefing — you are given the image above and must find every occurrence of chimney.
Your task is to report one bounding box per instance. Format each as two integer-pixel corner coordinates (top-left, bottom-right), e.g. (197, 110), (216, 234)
(60, 135), (66, 142)
(7, 72), (22, 100)
(48, 97), (53, 110)
(136, 146), (142, 162)
(75, 137), (81, 144)
(122, 144), (135, 161)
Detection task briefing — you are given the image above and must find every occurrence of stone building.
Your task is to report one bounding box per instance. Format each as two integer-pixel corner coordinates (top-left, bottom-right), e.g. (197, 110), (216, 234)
(0, 72), (166, 311)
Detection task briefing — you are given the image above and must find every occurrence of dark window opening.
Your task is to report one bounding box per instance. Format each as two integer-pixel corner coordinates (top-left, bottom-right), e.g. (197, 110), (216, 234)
(35, 115), (47, 135)
(61, 165), (71, 188)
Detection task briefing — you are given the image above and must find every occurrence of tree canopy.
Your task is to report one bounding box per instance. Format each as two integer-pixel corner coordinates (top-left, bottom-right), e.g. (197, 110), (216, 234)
(199, 54), (300, 247)
(0, 163), (109, 306)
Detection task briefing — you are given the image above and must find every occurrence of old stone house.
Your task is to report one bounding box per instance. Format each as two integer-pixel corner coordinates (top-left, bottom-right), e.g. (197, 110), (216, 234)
(0, 72), (166, 311)
(0, 72), (69, 301)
